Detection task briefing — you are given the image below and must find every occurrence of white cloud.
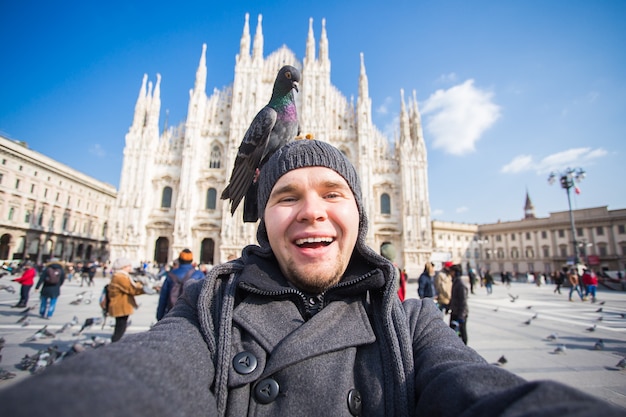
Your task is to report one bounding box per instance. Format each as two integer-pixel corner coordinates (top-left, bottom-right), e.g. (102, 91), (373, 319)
(431, 208), (444, 217)
(456, 206), (468, 213)
(376, 96), (393, 115)
(436, 72), (457, 84)
(382, 115), (399, 143)
(421, 79), (500, 155)
(89, 144), (106, 157)
(501, 155), (534, 174)
(500, 147), (608, 175)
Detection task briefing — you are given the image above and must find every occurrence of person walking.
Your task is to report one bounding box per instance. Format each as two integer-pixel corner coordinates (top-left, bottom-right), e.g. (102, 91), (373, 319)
(434, 262), (453, 313)
(568, 269), (584, 301)
(484, 270), (494, 294)
(156, 249), (204, 321)
(107, 258), (145, 342)
(11, 261), (36, 308)
(553, 269), (565, 294)
(417, 262), (436, 299)
(449, 264), (469, 345)
(35, 259), (65, 319)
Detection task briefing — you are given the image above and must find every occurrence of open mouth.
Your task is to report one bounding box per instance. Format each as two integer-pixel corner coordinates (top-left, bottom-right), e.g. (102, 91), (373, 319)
(294, 237), (334, 249)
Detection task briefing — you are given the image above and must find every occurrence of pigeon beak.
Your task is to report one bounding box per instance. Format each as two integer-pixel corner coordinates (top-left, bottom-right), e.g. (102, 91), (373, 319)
(292, 81), (299, 93)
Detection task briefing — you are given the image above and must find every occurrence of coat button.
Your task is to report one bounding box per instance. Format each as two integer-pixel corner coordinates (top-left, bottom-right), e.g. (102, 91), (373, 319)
(254, 378), (280, 404)
(347, 388), (362, 416)
(232, 351), (257, 375)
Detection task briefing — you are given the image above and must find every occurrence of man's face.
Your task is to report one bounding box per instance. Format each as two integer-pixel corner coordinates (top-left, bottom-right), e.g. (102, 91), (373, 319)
(264, 166), (360, 293)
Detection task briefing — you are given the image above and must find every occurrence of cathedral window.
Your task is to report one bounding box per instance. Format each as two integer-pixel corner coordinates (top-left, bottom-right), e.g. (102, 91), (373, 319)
(206, 188), (217, 210)
(210, 145), (222, 169)
(161, 186), (173, 208)
(380, 193), (391, 215)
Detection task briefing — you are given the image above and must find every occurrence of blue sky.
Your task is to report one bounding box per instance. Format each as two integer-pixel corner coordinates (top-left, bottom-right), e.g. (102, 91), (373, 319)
(1, 1), (624, 225)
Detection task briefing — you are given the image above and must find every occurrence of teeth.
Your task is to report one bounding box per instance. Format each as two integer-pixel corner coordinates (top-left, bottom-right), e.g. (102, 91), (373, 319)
(295, 237), (333, 245)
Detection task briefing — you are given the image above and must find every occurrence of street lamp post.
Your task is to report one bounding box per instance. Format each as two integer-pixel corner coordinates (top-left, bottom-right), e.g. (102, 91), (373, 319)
(548, 167), (586, 295)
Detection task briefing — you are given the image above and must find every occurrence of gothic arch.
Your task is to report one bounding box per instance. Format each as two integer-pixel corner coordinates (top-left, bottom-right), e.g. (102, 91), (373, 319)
(206, 188), (217, 210)
(209, 143), (223, 169)
(154, 237), (169, 265)
(380, 193), (391, 215)
(161, 186), (173, 208)
(200, 238), (215, 265)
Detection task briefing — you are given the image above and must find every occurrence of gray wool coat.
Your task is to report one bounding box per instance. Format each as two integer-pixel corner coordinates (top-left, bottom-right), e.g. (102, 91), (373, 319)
(0, 245), (621, 416)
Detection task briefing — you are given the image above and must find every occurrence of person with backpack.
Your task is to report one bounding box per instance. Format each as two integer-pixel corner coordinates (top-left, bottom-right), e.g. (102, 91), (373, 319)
(107, 258), (145, 342)
(156, 249), (204, 321)
(35, 258), (65, 319)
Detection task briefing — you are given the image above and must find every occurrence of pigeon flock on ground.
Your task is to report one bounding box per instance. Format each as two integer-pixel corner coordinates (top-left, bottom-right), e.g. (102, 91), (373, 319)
(0, 287), (120, 380)
(492, 292), (625, 371)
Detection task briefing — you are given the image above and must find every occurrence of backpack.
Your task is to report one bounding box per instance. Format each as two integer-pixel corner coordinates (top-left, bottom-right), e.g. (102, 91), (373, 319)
(99, 284), (110, 314)
(44, 267), (61, 285)
(167, 269), (195, 310)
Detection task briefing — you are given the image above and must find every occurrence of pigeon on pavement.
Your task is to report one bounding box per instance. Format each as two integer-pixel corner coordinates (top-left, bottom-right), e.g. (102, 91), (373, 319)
(585, 324), (597, 332)
(25, 325), (55, 342)
(616, 357), (626, 370)
(553, 344), (567, 354)
(0, 284), (15, 293)
(74, 317), (102, 335)
(221, 65), (301, 222)
(593, 339), (605, 350)
(546, 332), (559, 341)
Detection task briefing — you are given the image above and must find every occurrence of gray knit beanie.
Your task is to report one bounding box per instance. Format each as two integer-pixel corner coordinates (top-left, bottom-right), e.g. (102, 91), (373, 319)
(256, 140), (368, 250)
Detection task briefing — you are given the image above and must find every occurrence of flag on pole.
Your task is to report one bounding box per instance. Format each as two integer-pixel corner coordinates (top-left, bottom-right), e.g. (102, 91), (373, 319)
(575, 186), (581, 195)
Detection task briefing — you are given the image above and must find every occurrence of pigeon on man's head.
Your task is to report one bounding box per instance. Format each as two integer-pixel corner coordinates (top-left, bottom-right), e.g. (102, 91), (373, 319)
(221, 65), (301, 222)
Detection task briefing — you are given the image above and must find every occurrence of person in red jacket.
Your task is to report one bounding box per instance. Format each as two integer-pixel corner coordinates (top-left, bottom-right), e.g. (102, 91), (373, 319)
(581, 268), (598, 302)
(11, 261), (36, 308)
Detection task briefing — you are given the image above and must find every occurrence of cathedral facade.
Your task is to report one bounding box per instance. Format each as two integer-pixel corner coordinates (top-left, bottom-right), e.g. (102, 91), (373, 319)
(110, 14), (432, 277)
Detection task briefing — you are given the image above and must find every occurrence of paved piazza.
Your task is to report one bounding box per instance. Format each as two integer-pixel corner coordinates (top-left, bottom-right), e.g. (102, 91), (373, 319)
(1, 272), (625, 409)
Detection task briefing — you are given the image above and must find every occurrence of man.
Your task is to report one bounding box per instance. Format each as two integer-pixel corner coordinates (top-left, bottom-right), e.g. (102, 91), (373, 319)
(0, 140), (621, 416)
(34, 258), (65, 319)
(434, 261), (453, 312)
(156, 249), (204, 321)
(448, 264), (469, 345)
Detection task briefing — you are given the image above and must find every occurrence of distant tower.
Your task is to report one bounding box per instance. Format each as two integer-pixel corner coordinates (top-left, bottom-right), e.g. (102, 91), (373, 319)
(524, 190), (536, 219)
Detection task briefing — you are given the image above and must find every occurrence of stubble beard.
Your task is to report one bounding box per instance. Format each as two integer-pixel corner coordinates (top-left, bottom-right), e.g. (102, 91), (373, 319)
(283, 258), (345, 294)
